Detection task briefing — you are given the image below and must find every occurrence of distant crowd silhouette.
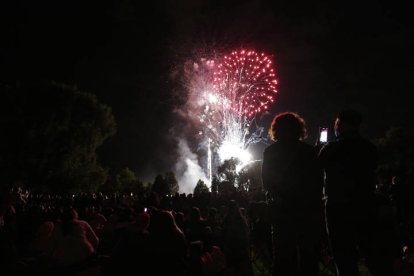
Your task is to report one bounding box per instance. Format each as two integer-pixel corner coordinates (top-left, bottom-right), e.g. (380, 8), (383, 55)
(0, 109), (413, 276)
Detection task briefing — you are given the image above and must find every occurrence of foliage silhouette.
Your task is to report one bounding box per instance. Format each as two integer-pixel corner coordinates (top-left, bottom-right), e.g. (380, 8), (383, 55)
(0, 82), (116, 192)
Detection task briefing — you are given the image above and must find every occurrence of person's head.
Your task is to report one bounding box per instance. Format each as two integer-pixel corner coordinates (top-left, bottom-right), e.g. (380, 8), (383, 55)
(227, 200), (241, 217)
(190, 207), (201, 221)
(335, 109), (362, 136)
(61, 207), (78, 235)
(151, 210), (183, 235)
(269, 112), (307, 141)
(61, 207), (78, 222)
(136, 212), (150, 231)
(173, 211), (184, 230)
(208, 207), (217, 219)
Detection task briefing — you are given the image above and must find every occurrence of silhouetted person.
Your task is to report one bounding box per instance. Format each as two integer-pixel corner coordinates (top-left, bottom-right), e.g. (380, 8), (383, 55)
(149, 210), (187, 275)
(0, 193), (18, 271)
(205, 207), (221, 243)
(262, 112), (324, 276)
(48, 207), (99, 266)
(319, 109), (394, 276)
(104, 211), (151, 276)
(185, 207), (206, 242)
(249, 201), (272, 265)
(221, 200), (252, 275)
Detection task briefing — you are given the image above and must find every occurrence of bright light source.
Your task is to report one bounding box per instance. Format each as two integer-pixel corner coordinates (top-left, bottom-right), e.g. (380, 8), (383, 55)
(207, 93), (218, 103)
(218, 140), (252, 169)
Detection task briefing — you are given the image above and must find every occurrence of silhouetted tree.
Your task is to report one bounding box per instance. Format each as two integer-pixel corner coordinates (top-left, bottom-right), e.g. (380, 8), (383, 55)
(238, 160), (263, 192)
(116, 168), (144, 195)
(194, 179), (209, 195)
(152, 174), (168, 196)
(215, 158), (239, 194)
(0, 82), (116, 192)
(165, 171), (179, 195)
(152, 172), (179, 196)
(217, 158), (239, 184)
(218, 180), (236, 194)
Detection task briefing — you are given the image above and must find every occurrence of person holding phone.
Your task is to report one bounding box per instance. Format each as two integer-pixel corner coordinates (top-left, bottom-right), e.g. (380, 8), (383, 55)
(318, 109), (394, 276)
(314, 127), (329, 157)
(319, 127), (328, 144)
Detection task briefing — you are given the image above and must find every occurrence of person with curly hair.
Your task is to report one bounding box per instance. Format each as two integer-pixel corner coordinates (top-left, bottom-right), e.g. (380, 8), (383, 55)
(262, 112), (324, 276)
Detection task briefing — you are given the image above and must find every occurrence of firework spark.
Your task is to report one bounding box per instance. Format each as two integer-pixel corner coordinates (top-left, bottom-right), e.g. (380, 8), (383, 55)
(213, 50), (277, 117)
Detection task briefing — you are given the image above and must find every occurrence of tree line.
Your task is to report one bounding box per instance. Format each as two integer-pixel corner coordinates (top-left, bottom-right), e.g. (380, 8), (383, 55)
(1, 82), (413, 196)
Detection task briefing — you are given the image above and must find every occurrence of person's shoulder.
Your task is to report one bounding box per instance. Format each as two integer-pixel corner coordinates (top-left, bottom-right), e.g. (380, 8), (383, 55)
(76, 219), (92, 228)
(263, 142), (278, 154)
(358, 137), (378, 155)
(318, 140), (338, 155)
(347, 135), (377, 150)
(299, 141), (314, 150)
(296, 141), (320, 158)
(325, 137), (342, 147)
(360, 136), (376, 147)
(296, 141), (314, 152)
(265, 141), (277, 149)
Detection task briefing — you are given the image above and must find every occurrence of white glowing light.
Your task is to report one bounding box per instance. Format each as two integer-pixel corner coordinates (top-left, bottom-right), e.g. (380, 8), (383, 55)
(218, 141), (252, 167)
(217, 116), (253, 169)
(207, 93), (218, 104)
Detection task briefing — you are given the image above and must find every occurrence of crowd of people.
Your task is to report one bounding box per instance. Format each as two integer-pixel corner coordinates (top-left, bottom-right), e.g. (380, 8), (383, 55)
(1, 109), (413, 276)
(0, 189), (270, 275)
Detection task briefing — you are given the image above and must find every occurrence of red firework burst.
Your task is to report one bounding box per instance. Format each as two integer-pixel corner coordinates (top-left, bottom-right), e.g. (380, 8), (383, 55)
(213, 49), (277, 117)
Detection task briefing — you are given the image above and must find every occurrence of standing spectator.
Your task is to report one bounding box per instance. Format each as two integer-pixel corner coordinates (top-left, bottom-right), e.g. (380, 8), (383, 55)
(319, 109), (395, 276)
(262, 112), (324, 276)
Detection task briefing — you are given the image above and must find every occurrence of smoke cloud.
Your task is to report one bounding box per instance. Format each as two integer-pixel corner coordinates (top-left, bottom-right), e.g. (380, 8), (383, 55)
(175, 138), (209, 194)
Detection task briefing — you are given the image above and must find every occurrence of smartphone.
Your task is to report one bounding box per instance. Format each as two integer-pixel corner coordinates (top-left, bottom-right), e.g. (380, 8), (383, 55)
(319, 127), (328, 143)
(144, 208), (148, 213)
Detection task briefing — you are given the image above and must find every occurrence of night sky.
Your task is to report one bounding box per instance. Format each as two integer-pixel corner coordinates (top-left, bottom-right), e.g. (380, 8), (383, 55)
(1, 0), (413, 181)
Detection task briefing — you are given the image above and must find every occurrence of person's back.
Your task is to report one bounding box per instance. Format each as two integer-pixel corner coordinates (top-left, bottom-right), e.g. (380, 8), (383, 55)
(185, 207), (206, 242)
(51, 221), (95, 264)
(319, 133), (377, 206)
(262, 112), (323, 276)
(104, 212), (151, 276)
(319, 109), (394, 276)
(263, 140), (323, 212)
(149, 210), (187, 275)
(49, 208), (98, 266)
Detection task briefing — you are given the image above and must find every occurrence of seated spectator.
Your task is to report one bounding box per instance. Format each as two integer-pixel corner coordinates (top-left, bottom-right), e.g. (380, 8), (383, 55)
(188, 241), (203, 276)
(89, 211), (107, 235)
(104, 211), (151, 275)
(29, 208), (62, 254)
(48, 207), (99, 266)
(221, 200), (252, 275)
(185, 207), (206, 242)
(205, 207), (222, 246)
(173, 211), (185, 232)
(201, 226), (226, 276)
(149, 210), (187, 275)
